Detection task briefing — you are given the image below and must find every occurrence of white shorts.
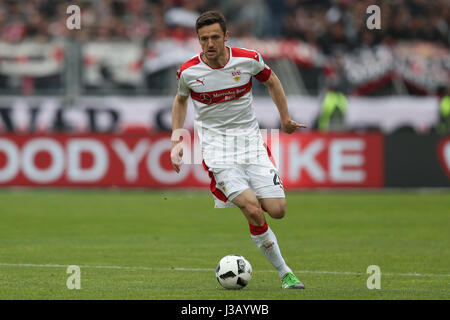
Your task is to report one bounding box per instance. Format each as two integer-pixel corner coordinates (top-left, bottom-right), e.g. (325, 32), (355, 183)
(204, 154), (285, 208)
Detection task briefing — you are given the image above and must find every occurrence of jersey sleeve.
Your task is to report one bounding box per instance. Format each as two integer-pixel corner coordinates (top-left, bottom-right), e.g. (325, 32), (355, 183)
(252, 51), (272, 82)
(176, 69), (190, 97)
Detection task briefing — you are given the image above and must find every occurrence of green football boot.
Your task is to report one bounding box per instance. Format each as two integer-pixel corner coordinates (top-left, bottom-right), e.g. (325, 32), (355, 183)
(281, 272), (305, 289)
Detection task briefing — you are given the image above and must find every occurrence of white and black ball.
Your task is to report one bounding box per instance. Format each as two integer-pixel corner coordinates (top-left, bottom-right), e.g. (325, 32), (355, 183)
(216, 254), (252, 289)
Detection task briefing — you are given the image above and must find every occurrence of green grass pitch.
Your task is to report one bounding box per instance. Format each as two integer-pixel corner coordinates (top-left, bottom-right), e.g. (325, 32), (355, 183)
(0, 189), (449, 300)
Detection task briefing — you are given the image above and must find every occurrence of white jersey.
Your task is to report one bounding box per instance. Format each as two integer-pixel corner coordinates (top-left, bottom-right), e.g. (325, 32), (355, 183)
(177, 46), (272, 168)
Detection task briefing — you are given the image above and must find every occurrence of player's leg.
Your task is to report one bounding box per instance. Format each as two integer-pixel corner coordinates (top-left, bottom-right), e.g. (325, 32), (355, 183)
(231, 188), (266, 227)
(245, 161), (305, 289)
(260, 197), (286, 219)
(210, 169), (289, 282)
(231, 188), (303, 288)
(257, 197), (305, 289)
(209, 163), (304, 289)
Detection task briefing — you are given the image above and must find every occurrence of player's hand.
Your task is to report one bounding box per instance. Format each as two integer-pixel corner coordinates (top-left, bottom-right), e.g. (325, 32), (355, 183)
(281, 119), (307, 134)
(171, 142), (183, 173)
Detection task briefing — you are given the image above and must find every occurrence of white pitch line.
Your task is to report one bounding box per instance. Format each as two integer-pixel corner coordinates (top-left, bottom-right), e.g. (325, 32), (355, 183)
(0, 263), (449, 278)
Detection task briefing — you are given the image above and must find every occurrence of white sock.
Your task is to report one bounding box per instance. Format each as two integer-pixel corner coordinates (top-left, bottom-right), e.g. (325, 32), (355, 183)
(250, 223), (292, 279)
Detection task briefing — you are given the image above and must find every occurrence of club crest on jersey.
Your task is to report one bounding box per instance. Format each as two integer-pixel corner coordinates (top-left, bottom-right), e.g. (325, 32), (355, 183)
(232, 69), (241, 82)
(218, 181), (226, 191)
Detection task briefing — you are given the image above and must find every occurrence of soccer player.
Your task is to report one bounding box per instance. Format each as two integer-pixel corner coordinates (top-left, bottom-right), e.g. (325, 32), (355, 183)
(170, 11), (306, 289)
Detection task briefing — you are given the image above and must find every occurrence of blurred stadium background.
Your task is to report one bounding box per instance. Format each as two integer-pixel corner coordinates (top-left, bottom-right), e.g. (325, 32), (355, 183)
(0, 0), (449, 300)
(0, 0), (448, 189)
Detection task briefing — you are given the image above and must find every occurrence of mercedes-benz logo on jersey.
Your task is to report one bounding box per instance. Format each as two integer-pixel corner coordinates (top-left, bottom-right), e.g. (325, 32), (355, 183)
(200, 93), (212, 104)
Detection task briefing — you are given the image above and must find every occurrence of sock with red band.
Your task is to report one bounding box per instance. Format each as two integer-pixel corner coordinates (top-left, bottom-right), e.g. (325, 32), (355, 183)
(249, 222), (292, 279)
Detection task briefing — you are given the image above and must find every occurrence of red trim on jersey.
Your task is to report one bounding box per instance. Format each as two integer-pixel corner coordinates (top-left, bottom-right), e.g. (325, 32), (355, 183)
(231, 47), (259, 61)
(264, 142), (277, 167)
(191, 80), (252, 105)
(249, 221), (268, 235)
(200, 46), (231, 70)
(255, 67), (271, 82)
(177, 56), (201, 79)
(202, 160), (228, 202)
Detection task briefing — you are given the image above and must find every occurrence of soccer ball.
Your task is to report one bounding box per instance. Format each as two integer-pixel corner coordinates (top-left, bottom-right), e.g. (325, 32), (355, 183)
(216, 254), (252, 289)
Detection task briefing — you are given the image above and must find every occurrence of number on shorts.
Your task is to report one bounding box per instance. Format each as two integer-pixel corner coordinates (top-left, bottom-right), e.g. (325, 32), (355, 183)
(270, 169), (283, 186)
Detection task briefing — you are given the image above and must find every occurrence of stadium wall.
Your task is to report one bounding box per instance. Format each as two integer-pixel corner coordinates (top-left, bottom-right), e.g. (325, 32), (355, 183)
(0, 97), (448, 189)
(0, 96), (439, 134)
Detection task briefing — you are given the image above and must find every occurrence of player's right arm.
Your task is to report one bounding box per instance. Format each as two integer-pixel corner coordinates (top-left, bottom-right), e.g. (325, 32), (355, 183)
(171, 93), (189, 173)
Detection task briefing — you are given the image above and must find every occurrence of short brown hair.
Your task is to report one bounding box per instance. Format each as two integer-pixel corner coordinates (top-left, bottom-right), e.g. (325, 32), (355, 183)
(195, 11), (227, 34)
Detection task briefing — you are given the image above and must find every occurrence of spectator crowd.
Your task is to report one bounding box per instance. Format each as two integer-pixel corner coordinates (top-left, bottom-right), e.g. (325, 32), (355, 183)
(0, 0), (448, 54)
(0, 0), (448, 97)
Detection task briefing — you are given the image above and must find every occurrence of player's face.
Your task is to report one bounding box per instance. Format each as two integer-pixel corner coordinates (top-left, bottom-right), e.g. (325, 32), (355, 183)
(197, 23), (229, 62)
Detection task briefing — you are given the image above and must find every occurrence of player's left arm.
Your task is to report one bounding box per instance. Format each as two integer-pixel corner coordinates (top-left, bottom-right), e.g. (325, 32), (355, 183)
(262, 71), (307, 134)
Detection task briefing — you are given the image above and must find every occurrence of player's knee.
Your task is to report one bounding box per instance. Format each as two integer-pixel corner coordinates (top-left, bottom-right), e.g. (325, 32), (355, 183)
(243, 202), (265, 225)
(270, 205), (286, 219)
(267, 201), (286, 219)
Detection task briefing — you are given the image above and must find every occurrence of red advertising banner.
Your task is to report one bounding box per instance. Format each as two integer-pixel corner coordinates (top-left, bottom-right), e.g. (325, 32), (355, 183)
(437, 136), (450, 179)
(0, 132), (384, 189)
(274, 132), (384, 188)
